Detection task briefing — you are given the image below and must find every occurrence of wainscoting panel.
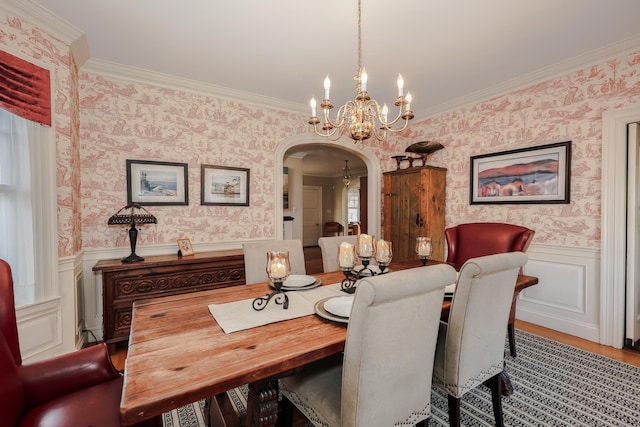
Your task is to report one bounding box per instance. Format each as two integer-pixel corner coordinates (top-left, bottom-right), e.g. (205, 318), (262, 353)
(17, 297), (61, 359)
(517, 243), (600, 342)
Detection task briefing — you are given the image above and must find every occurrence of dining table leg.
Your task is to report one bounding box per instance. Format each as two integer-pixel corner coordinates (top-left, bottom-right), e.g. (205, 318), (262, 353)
(245, 378), (279, 427)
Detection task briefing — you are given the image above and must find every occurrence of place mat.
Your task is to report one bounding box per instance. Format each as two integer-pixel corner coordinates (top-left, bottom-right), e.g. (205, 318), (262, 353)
(208, 283), (343, 334)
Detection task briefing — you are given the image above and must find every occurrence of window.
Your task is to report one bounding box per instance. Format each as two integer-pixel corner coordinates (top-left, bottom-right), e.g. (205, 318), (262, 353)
(347, 188), (360, 223)
(0, 109), (56, 306)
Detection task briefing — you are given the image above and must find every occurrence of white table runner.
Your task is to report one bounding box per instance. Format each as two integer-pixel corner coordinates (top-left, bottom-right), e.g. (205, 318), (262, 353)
(209, 283), (344, 333)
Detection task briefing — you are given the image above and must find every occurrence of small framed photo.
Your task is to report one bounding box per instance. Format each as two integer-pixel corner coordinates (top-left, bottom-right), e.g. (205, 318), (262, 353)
(470, 141), (571, 205)
(127, 160), (189, 206)
(177, 237), (195, 256)
(201, 165), (250, 206)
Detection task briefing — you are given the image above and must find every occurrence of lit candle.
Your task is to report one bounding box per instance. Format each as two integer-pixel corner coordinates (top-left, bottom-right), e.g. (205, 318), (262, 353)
(310, 97), (317, 117)
(397, 73), (404, 96)
(358, 233), (374, 257)
(324, 75), (331, 99)
(405, 92), (412, 112)
(338, 242), (355, 268)
(382, 103), (388, 123)
(360, 67), (368, 92)
(376, 239), (390, 263)
(270, 262), (287, 279)
(416, 237), (432, 257)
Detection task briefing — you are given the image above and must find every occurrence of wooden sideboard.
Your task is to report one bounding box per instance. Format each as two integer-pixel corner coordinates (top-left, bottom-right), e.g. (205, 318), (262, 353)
(93, 249), (245, 350)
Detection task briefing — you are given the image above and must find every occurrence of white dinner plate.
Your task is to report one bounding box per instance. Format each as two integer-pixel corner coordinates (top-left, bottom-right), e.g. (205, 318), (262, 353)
(284, 274), (316, 288)
(270, 276), (322, 291)
(323, 296), (354, 318)
(314, 297), (350, 324)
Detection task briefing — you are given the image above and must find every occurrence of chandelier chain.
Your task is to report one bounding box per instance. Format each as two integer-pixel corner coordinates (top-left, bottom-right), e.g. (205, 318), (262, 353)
(357, 0), (362, 73)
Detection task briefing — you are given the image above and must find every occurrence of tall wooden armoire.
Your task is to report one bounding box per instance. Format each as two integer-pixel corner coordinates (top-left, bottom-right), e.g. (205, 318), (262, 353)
(383, 166), (446, 262)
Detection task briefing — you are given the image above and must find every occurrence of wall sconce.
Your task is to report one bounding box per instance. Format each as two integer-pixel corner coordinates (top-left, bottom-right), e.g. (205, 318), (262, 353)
(108, 203), (157, 263)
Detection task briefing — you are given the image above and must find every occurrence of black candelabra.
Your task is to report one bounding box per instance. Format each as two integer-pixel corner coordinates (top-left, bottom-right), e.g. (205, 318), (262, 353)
(340, 256), (390, 294)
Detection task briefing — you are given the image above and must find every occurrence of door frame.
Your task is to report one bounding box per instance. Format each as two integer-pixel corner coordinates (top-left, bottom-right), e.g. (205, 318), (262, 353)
(601, 104), (640, 348)
(274, 133), (381, 240)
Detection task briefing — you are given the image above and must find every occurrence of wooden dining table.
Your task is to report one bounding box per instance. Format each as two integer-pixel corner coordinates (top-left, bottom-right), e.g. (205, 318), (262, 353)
(120, 259), (538, 427)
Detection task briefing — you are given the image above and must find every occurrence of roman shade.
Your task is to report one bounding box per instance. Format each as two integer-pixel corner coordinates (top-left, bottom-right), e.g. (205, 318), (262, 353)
(0, 50), (51, 126)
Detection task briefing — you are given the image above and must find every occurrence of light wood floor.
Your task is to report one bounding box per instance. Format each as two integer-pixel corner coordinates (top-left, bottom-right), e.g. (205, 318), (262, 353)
(515, 319), (640, 366)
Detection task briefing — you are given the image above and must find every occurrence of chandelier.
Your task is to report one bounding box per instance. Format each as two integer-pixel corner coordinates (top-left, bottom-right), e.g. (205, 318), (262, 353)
(308, 0), (414, 143)
(343, 160), (352, 187)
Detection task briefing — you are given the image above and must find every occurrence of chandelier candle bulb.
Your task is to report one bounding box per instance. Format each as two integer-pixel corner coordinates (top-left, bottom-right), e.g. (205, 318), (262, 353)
(310, 97), (317, 117)
(405, 92), (412, 111)
(338, 242), (355, 268)
(360, 67), (368, 92)
(324, 76), (330, 99)
(397, 74), (404, 96)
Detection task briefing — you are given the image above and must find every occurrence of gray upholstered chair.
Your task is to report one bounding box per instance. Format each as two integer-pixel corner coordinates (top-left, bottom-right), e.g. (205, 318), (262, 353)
(242, 239), (306, 284)
(280, 264), (457, 427)
(432, 252), (528, 427)
(318, 235), (358, 272)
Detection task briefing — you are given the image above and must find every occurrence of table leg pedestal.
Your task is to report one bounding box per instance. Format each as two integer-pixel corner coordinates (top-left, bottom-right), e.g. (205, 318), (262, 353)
(246, 379), (279, 427)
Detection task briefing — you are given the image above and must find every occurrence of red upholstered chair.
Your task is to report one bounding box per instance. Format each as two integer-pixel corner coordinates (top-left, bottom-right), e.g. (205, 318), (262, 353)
(0, 259), (161, 427)
(445, 222), (535, 357)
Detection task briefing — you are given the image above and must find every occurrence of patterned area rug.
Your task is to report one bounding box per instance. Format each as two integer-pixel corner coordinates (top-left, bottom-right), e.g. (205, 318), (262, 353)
(164, 330), (640, 426)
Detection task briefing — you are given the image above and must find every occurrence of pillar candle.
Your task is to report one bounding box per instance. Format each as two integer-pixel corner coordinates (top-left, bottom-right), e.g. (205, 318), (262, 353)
(376, 239), (390, 263)
(358, 234), (374, 257)
(338, 242), (355, 268)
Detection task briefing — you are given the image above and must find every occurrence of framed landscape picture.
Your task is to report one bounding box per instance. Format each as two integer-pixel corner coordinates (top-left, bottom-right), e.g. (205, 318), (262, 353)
(201, 165), (250, 206)
(470, 141), (571, 205)
(126, 160), (189, 206)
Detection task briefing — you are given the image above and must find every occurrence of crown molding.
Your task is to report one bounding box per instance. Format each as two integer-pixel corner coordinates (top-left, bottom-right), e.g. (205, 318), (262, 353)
(414, 34), (640, 121)
(1, 0), (89, 67)
(82, 58), (308, 115)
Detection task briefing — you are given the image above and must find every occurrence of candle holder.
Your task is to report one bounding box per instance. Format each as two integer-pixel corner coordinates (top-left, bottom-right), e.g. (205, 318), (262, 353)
(375, 239), (392, 273)
(339, 239), (393, 293)
(340, 267), (359, 294)
(416, 236), (433, 267)
(252, 251), (290, 311)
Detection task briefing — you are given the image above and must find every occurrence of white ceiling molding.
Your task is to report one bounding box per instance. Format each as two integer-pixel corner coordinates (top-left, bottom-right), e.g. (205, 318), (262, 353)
(81, 58), (308, 116)
(3, 0), (89, 67)
(414, 34), (640, 121)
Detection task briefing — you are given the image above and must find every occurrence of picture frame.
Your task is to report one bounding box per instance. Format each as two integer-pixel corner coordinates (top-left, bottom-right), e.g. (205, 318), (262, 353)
(200, 165), (250, 206)
(126, 160), (188, 206)
(470, 141), (571, 205)
(177, 237), (195, 256)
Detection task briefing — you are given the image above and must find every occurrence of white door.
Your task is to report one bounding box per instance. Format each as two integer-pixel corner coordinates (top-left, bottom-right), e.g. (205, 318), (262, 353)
(626, 122), (640, 346)
(303, 186), (322, 247)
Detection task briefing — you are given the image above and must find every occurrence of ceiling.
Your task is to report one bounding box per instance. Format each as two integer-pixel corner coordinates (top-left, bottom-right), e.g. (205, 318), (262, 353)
(26, 0), (640, 176)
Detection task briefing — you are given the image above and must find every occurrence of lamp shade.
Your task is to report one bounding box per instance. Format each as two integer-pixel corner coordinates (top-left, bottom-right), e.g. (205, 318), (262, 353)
(108, 203), (157, 263)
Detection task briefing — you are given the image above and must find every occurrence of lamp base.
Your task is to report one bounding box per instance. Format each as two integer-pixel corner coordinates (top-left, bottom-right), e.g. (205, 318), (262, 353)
(121, 253), (144, 263)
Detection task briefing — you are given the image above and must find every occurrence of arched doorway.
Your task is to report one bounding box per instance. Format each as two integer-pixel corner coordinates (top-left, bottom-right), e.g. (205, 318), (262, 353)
(273, 133), (381, 242)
